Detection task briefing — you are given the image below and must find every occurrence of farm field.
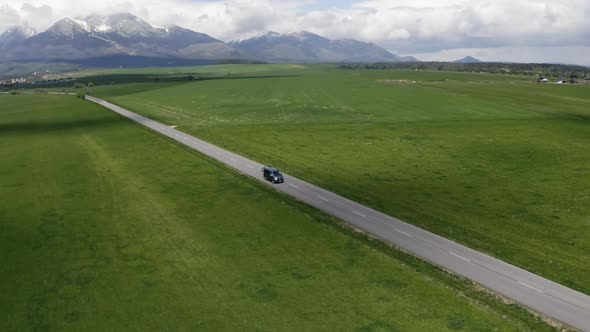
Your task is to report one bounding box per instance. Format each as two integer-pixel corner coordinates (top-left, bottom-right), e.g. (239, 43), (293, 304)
(0, 94), (549, 331)
(91, 64), (590, 295)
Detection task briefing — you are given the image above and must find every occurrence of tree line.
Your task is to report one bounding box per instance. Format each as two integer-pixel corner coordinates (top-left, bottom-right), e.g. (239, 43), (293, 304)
(338, 62), (590, 79)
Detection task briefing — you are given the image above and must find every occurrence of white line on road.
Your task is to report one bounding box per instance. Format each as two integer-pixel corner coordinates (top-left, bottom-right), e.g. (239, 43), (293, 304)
(289, 184), (299, 189)
(449, 252), (471, 262)
(395, 229), (413, 237)
(247, 165), (253, 169)
(352, 210), (366, 217)
(230, 158), (237, 162)
(317, 195), (329, 202)
(518, 281), (544, 293)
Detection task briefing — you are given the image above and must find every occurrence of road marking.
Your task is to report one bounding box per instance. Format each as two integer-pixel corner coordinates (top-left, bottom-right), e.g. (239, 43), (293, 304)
(395, 229), (413, 237)
(317, 195), (329, 202)
(247, 165), (253, 169)
(230, 158), (237, 162)
(518, 281), (544, 293)
(289, 184), (299, 189)
(352, 210), (366, 217)
(449, 252), (471, 262)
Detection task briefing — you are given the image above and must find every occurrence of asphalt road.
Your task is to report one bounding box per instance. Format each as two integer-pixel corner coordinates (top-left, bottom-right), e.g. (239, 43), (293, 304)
(87, 96), (590, 331)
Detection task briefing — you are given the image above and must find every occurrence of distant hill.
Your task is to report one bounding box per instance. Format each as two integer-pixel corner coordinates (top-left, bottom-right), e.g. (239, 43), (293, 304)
(399, 56), (420, 62)
(454, 56), (481, 63)
(230, 31), (402, 63)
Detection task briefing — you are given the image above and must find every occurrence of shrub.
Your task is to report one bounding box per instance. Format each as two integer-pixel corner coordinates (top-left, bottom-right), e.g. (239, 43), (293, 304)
(9, 90), (18, 95)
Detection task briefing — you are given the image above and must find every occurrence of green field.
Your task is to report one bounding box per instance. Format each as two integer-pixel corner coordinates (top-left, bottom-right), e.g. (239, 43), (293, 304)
(0, 94), (551, 331)
(90, 64), (590, 295)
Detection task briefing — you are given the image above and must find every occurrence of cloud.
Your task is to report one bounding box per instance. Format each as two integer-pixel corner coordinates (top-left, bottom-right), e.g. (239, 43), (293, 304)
(0, 4), (21, 27)
(21, 3), (52, 16)
(0, 0), (588, 64)
(19, 3), (54, 28)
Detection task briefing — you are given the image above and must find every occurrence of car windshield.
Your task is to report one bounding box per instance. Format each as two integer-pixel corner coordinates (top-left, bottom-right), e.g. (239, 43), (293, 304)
(273, 171), (282, 176)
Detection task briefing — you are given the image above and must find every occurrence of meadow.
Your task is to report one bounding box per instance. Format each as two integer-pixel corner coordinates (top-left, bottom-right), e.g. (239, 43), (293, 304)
(90, 64), (590, 295)
(0, 94), (550, 331)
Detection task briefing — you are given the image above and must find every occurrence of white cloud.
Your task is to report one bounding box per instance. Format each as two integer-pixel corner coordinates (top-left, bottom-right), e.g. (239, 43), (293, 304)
(0, 4), (21, 27)
(0, 0), (588, 65)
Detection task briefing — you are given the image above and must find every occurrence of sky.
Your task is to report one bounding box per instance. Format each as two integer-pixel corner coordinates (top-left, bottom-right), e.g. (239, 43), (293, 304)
(1, 0), (589, 65)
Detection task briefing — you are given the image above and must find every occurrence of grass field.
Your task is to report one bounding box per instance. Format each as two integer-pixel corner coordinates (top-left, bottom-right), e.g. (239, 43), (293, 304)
(90, 64), (590, 295)
(0, 94), (551, 331)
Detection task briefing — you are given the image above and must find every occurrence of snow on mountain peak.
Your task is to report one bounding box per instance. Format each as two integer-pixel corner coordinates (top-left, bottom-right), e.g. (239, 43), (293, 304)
(22, 24), (37, 37)
(152, 25), (169, 34)
(285, 31), (318, 41)
(85, 13), (159, 37)
(249, 31), (322, 42)
(0, 23), (37, 49)
(46, 18), (91, 37)
(254, 31), (281, 39)
(72, 19), (90, 32)
(95, 24), (112, 32)
(4, 23), (37, 38)
(80, 13), (149, 34)
(7, 23), (37, 38)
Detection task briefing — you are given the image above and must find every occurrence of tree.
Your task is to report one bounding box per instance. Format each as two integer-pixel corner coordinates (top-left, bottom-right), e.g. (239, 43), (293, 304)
(76, 91), (86, 99)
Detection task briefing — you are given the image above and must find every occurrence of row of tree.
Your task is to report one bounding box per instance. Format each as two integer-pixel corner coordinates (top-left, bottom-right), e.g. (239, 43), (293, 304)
(338, 62), (590, 79)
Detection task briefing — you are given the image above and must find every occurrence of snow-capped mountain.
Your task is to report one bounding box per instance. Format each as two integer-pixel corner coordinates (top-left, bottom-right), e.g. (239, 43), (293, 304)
(0, 14), (408, 63)
(230, 31), (401, 63)
(0, 24), (37, 49)
(84, 13), (157, 37)
(6, 18), (126, 60)
(0, 13), (241, 61)
(45, 18), (91, 36)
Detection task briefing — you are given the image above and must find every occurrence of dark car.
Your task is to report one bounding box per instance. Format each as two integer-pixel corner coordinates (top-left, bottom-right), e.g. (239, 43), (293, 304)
(263, 166), (284, 184)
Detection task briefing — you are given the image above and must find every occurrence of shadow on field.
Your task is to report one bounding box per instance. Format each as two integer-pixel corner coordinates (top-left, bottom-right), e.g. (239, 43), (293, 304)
(79, 73), (301, 85)
(0, 116), (123, 134)
(10, 73), (302, 91)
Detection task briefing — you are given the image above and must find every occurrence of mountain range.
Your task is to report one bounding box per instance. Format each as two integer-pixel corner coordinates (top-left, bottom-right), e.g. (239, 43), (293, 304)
(0, 13), (409, 64)
(229, 31), (407, 63)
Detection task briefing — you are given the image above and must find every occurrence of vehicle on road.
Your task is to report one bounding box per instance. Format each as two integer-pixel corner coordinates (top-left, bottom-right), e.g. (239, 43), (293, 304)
(263, 166), (284, 184)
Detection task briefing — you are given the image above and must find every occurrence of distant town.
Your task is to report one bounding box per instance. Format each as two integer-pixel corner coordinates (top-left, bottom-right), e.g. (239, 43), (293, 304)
(0, 71), (76, 87)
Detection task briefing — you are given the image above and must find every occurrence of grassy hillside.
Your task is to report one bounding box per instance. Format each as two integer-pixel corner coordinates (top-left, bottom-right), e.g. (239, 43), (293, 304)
(92, 64), (590, 295)
(0, 94), (549, 331)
